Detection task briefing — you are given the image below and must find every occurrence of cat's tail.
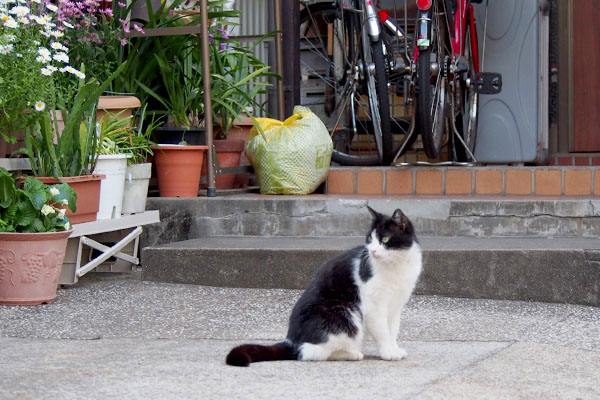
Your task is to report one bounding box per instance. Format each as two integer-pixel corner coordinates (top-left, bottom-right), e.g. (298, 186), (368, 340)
(226, 340), (298, 367)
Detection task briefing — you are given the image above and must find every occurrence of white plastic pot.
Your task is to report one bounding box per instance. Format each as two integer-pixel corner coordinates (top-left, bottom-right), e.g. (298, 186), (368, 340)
(122, 163), (152, 215)
(94, 154), (129, 219)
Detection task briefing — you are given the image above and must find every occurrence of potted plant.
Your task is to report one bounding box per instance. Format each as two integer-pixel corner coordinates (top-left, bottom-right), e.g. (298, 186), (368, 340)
(53, 0), (143, 124)
(22, 63), (128, 223)
(138, 34), (208, 197)
(94, 111), (132, 219)
(0, 0), (62, 157)
(0, 168), (76, 305)
(205, 30), (276, 189)
(96, 106), (158, 215)
(121, 111), (158, 215)
(132, 1), (229, 197)
(133, 1), (277, 192)
(1, 1), (128, 222)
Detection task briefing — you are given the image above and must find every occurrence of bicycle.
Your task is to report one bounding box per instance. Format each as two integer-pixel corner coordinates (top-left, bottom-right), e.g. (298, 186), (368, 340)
(299, 0), (416, 166)
(415, 0), (502, 161)
(298, 0), (500, 166)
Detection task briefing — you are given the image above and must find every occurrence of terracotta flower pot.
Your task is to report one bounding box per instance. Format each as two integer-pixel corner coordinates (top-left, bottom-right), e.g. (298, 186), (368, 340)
(35, 175), (105, 224)
(0, 230), (72, 305)
(201, 139), (245, 189)
(152, 145), (208, 197)
(97, 95), (141, 122)
(222, 117), (255, 188)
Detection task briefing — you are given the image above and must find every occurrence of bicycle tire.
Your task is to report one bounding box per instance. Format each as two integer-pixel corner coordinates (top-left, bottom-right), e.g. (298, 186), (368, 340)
(368, 38), (393, 165)
(299, 3), (410, 166)
(416, 6), (448, 159)
(454, 21), (479, 162)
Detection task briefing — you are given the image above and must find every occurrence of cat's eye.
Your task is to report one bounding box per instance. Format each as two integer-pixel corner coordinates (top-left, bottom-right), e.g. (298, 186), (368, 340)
(382, 237), (389, 243)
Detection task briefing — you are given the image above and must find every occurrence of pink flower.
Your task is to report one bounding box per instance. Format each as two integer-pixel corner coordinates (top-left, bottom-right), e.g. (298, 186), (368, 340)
(119, 19), (130, 33)
(118, 2), (126, 7)
(133, 24), (143, 33)
(120, 38), (127, 46)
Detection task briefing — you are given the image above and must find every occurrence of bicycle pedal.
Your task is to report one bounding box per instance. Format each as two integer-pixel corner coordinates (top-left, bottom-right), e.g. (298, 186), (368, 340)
(475, 72), (502, 95)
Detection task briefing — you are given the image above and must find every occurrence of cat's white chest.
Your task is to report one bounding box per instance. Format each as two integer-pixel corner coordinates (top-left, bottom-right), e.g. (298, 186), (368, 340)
(358, 243), (422, 310)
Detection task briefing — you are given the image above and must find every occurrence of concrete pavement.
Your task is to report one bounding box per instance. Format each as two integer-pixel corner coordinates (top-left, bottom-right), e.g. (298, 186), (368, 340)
(0, 272), (599, 399)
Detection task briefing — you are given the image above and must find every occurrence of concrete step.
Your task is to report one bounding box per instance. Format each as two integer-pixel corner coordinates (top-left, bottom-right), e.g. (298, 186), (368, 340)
(141, 196), (600, 247)
(141, 236), (600, 307)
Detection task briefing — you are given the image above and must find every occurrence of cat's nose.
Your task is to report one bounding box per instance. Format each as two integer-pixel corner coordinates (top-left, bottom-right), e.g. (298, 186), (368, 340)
(370, 249), (377, 256)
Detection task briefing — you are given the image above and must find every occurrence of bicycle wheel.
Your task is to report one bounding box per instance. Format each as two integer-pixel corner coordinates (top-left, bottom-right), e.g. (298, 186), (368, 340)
(453, 19), (479, 162)
(416, 2), (448, 159)
(299, 3), (408, 166)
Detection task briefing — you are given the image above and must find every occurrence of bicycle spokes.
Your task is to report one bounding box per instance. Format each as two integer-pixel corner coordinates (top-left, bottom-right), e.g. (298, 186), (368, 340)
(299, 1), (417, 166)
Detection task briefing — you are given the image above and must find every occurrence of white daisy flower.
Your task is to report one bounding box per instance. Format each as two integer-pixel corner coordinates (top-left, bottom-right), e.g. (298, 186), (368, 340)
(64, 222), (70, 231)
(17, 16), (27, 24)
(41, 204), (55, 216)
(74, 70), (85, 79)
(38, 47), (50, 57)
(49, 187), (60, 196)
(0, 44), (13, 54)
(8, 5), (28, 16)
(46, 3), (57, 12)
(50, 30), (63, 38)
(40, 67), (52, 76)
(50, 41), (67, 51)
(34, 101), (45, 111)
(36, 55), (48, 63)
(57, 208), (66, 220)
(52, 51), (68, 63)
(47, 65), (57, 72)
(3, 17), (17, 28)
(63, 65), (75, 74)
(5, 34), (15, 41)
(62, 21), (73, 29)
(60, 199), (68, 206)
(32, 0), (41, 3)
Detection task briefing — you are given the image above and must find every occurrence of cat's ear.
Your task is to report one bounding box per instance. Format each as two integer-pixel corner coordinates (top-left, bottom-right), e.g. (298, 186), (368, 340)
(367, 205), (380, 220)
(392, 209), (408, 231)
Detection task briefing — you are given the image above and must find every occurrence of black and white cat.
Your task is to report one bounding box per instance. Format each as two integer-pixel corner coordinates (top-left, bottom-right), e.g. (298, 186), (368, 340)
(226, 206), (422, 367)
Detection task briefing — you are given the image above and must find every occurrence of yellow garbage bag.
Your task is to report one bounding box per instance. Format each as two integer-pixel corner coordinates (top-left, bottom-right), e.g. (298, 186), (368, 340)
(246, 106), (333, 195)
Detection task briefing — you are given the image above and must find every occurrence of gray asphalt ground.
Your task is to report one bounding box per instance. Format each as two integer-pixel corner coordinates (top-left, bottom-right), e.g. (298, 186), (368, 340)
(1, 272), (599, 400)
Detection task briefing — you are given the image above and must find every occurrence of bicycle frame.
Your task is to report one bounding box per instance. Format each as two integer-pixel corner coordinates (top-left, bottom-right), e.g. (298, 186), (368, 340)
(414, 0), (479, 71)
(452, 0), (480, 73)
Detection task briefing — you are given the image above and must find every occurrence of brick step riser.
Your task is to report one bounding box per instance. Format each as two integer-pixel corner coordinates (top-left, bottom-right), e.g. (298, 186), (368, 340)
(142, 198), (600, 247)
(141, 246), (600, 307)
(327, 166), (600, 196)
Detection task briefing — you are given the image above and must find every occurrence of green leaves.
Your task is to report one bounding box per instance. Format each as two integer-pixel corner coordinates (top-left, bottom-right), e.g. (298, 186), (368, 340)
(24, 62), (128, 178)
(0, 168), (75, 233)
(0, 171), (16, 208)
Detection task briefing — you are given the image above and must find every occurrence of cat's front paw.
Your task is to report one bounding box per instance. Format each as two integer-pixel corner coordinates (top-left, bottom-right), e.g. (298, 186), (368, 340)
(380, 346), (407, 361)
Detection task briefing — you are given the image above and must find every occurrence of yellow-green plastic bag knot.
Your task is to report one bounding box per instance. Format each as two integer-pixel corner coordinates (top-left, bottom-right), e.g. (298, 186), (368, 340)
(246, 106), (333, 195)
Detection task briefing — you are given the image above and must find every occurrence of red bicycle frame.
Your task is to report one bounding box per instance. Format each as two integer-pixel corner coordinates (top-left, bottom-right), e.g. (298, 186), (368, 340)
(452, 0), (480, 73)
(413, 0), (480, 74)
